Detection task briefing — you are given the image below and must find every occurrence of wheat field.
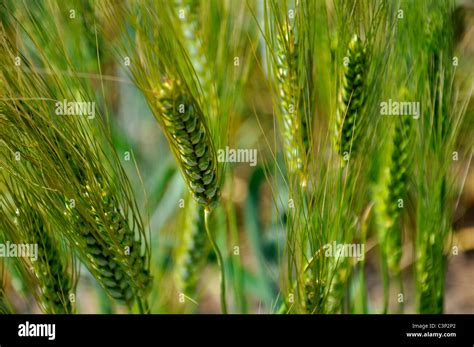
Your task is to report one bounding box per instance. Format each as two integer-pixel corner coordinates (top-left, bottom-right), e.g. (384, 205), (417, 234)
(0, 0), (473, 314)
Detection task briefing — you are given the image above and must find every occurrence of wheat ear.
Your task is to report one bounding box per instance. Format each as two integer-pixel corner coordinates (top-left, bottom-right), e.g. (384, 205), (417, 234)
(153, 80), (225, 311)
(1, 185), (74, 314)
(31, 124), (151, 308)
(154, 79), (220, 206)
(425, 11), (452, 143)
(47, 116), (151, 308)
(375, 104), (412, 274)
(175, 196), (208, 297)
(29, 215), (74, 314)
(303, 272), (324, 314)
(334, 34), (367, 161)
(65, 182), (150, 307)
(275, 24), (308, 180)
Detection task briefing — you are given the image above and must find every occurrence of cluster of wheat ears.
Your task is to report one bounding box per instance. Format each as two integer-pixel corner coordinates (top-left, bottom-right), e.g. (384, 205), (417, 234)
(0, 0), (472, 314)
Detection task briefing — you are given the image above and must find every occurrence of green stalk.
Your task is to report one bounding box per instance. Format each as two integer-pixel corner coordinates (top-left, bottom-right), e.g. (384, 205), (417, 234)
(227, 196), (246, 313)
(204, 207), (227, 314)
(380, 248), (389, 314)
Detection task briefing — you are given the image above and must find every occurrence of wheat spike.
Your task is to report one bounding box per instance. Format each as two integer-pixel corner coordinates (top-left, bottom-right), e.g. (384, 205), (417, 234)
(415, 6), (454, 314)
(65, 182), (150, 306)
(374, 91), (412, 273)
(34, 123), (151, 306)
(155, 79), (219, 207)
(303, 273), (324, 313)
(334, 34), (367, 160)
(275, 24), (308, 178)
(0, 185), (74, 314)
(29, 216), (73, 314)
(175, 196), (208, 296)
(52, 119), (151, 307)
(0, 25), (151, 311)
(425, 11), (452, 143)
(384, 114), (411, 270)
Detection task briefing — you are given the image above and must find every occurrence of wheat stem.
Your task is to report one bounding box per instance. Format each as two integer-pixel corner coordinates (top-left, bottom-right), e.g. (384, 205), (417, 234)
(204, 207), (227, 314)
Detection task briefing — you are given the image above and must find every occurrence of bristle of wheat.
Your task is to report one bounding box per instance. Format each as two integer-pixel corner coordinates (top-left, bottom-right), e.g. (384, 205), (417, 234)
(0, 300), (11, 314)
(175, 0), (205, 79)
(0, 288), (12, 314)
(156, 79), (219, 206)
(174, 0), (218, 116)
(334, 35), (367, 161)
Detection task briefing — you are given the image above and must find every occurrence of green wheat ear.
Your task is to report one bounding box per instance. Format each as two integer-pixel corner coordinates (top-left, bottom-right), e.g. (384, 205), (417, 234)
(65, 182), (150, 306)
(374, 87), (412, 273)
(1, 188), (74, 313)
(425, 10), (452, 144)
(45, 127), (151, 307)
(155, 79), (220, 207)
(175, 196), (208, 297)
(29, 216), (74, 314)
(334, 34), (367, 162)
(303, 272), (324, 314)
(275, 23), (308, 182)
